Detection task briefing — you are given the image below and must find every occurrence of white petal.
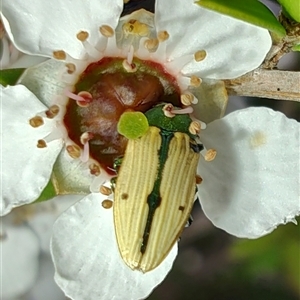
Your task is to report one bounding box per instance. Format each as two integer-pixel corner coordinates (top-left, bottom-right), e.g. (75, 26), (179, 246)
(1, 85), (63, 216)
(18, 59), (68, 109)
(25, 254), (67, 300)
(9, 55), (48, 69)
(1, 222), (40, 299)
(1, 0), (123, 58)
(197, 107), (300, 238)
(155, 1), (272, 79)
(27, 195), (84, 253)
(51, 193), (177, 300)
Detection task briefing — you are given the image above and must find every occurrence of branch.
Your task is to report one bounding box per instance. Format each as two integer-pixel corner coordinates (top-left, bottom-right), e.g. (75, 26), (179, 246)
(224, 69), (300, 102)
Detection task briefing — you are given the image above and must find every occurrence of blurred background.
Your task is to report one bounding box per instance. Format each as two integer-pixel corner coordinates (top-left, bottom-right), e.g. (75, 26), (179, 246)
(1, 0), (299, 299)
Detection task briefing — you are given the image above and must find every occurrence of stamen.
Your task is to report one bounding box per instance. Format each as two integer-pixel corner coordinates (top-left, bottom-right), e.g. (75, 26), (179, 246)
(196, 174), (203, 184)
(89, 163), (101, 176)
(190, 116), (207, 130)
(80, 132), (94, 145)
(163, 103), (175, 118)
(76, 31), (89, 42)
(127, 45), (134, 65)
(100, 185), (112, 195)
(151, 31), (169, 64)
(180, 93), (194, 106)
(99, 25), (114, 38)
(144, 38), (159, 52)
(80, 132), (93, 163)
(29, 116), (44, 128)
(77, 91), (93, 107)
(172, 106), (194, 115)
(76, 30), (102, 60)
(157, 30), (169, 42)
(162, 104), (193, 117)
(37, 139), (47, 148)
(189, 121), (201, 135)
(45, 105), (60, 119)
(64, 88), (93, 107)
(53, 50), (67, 60)
(194, 50), (207, 62)
(66, 144), (81, 159)
(102, 199), (113, 209)
(65, 63), (76, 74)
(190, 75), (202, 87)
(204, 149), (217, 161)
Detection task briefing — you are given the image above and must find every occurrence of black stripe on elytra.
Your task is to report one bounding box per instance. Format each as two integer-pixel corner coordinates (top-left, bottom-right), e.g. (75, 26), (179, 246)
(140, 130), (174, 254)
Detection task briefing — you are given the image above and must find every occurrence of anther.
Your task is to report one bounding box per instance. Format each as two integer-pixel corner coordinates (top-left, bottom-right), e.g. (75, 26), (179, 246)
(89, 163), (101, 176)
(29, 116), (44, 128)
(65, 88), (93, 106)
(45, 105), (60, 119)
(66, 144), (81, 159)
(37, 139), (47, 148)
(163, 103), (175, 118)
(196, 174), (203, 184)
(80, 132), (94, 145)
(77, 91), (93, 107)
(157, 30), (169, 42)
(190, 75), (202, 87)
(100, 185), (112, 196)
(180, 93), (194, 106)
(99, 25), (114, 37)
(189, 121), (201, 135)
(102, 199), (113, 209)
(204, 149), (217, 161)
(194, 50), (207, 62)
(76, 31), (89, 42)
(65, 63), (76, 74)
(144, 38), (159, 51)
(53, 50), (66, 60)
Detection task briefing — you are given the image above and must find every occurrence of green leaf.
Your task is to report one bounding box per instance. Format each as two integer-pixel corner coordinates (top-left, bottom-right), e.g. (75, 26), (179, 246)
(35, 179), (57, 203)
(196, 0), (286, 37)
(0, 68), (25, 86)
(277, 0), (300, 22)
(292, 44), (300, 51)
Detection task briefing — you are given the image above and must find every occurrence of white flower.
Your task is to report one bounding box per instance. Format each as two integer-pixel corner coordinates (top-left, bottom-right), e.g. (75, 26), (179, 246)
(1, 0), (299, 299)
(0, 18), (46, 69)
(1, 195), (81, 300)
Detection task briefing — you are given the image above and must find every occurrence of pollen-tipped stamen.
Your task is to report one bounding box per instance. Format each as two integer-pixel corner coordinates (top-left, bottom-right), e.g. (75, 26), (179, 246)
(66, 144), (81, 159)
(189, 121), (201, 135)
(29, 116), (44, 128)
(163, 103), (193, 118)
(89, 162), (101, 176)
(80, 132), (93, 163)
(77, 30), (102, 60)
(204, 149), (217, 161)
(45, 105), (60, 119)
(65, 88), (93, 107)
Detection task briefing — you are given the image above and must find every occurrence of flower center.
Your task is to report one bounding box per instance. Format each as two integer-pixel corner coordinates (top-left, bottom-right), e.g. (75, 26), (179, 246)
(63, 56), (181, 172)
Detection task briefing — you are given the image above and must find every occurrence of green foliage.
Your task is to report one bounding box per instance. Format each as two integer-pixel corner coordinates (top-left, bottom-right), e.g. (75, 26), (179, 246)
(196, 0), (286, 37)
(34, 179), (57, 203)
(0, 68), (25, 86)
(292, 44), (300, 51)
(277, 0), (300, 22)
(231, 218), (300, 293)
